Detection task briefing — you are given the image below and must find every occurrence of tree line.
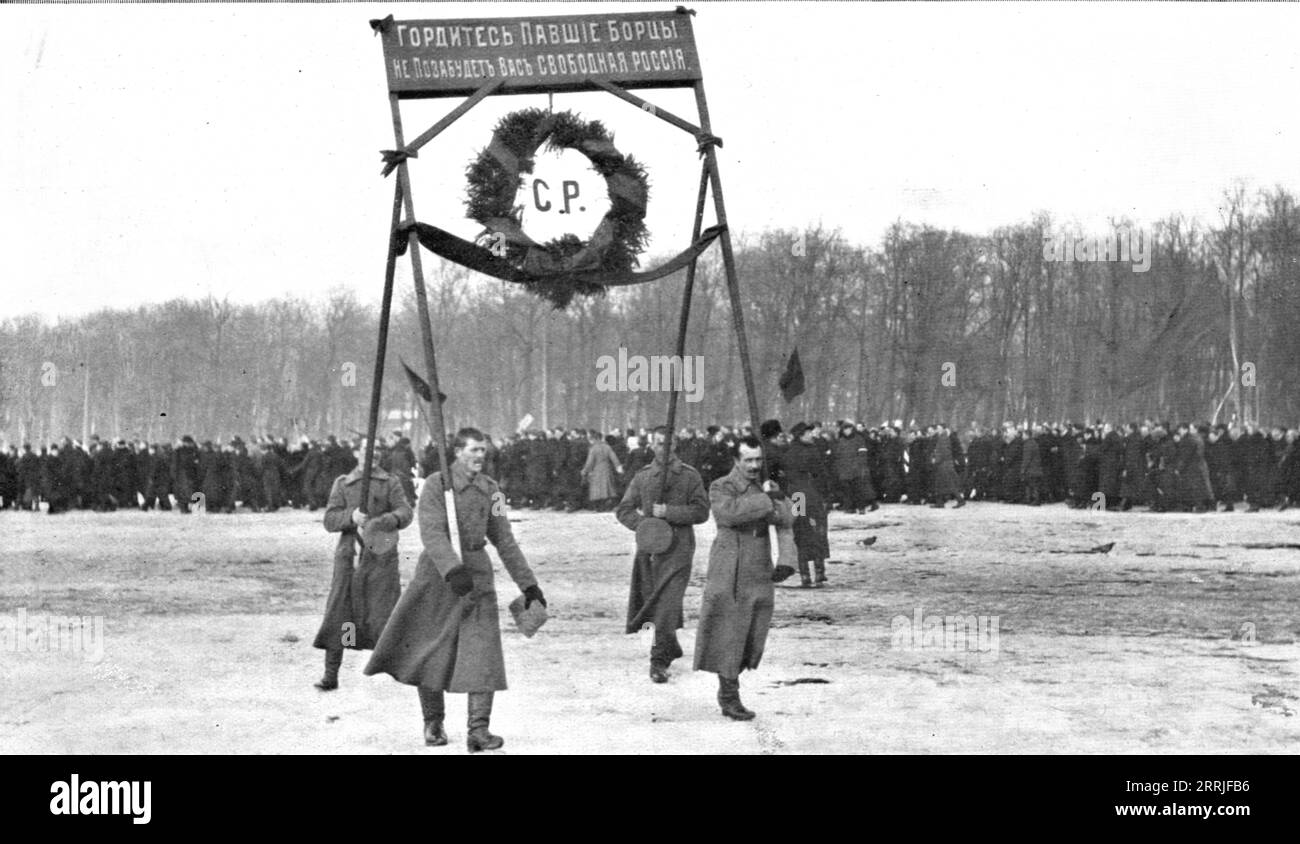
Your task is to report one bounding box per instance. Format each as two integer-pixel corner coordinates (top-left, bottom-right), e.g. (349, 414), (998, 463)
(3, 182), (1298, 444)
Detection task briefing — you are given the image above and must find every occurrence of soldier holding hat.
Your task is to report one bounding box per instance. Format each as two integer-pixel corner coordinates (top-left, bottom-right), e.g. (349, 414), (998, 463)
(615, 425), (709, 683)
(312, 439), (412, 692)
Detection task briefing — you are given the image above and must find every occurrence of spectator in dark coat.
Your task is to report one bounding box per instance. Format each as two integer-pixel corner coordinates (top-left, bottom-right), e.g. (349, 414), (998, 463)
(134, 441), (152, 511)
(385, 431), (418, 505)
(259, 443), (284, 512)
(89, 440), (117, 511)
(199, 441), (227, 513)
(1118, 423), (1149, 509)
(784, 422), (832, 587)
(1019, 426), (1043, 506)
(144, 443), (173, 510)
(172, 436), (200, 513)
(1000, 429), (1023, 503)
(832, 422), (877, 513)
(18, 443), (42, 510)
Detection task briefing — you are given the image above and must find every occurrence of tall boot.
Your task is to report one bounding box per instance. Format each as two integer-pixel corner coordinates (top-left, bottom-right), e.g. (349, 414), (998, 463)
(813, 558), (827, 586)
(418, 686), (448, 746)
(466, 692), (504, 752)
(717, 675), (755, 721)
(314, 647), (342, 691)
(797, 558), (812, 588)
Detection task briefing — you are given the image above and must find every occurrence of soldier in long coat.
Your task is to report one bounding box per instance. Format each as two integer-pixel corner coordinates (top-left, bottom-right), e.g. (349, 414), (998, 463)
(313, 442), (413, 692)
(366, 428), (546, 752)
(615, 429), (710, 683)
(693, 437), (795, 721)
(581, 430), (623, 510)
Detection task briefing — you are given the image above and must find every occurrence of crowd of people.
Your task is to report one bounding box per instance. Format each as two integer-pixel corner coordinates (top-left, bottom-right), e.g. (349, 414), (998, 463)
(5, 418), (1300, 517)
(0, 432), (416, 514)
(493, 418), (1300, 515)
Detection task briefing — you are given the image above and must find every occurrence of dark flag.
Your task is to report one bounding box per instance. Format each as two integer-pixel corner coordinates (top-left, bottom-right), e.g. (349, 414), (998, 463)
(400, 358), (446, 404)
(779, 348), (805, 403)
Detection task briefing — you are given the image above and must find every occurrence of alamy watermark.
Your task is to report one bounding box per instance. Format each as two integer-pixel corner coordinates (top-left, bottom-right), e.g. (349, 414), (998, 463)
(1043, 225), (1151, 272)
(595, 347), (704, 403)
(1, 607), (105, 662)
(891, 606), (999, 657)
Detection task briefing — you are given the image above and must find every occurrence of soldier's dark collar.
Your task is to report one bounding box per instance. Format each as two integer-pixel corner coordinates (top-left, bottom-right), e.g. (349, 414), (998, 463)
(451, 460), (492, 494)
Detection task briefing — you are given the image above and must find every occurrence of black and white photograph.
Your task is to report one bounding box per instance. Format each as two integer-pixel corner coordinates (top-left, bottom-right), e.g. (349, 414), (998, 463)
(0, 0), (1295, 790)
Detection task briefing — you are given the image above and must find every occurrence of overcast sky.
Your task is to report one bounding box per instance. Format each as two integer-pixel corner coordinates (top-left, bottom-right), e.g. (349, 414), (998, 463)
(3, 1), (1298, 321)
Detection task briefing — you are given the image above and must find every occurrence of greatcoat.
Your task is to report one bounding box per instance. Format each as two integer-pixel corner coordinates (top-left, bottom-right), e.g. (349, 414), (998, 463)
(313, 465), (413, 652)
(693, 465), (795, 679)
(615, 456), (710, 638)
(365, 460), (537, 692)
(582, 440), (623, 502)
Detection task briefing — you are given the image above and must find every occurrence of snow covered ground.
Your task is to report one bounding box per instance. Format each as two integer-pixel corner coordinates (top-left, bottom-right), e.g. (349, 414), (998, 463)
(2, 501), (1297, 754)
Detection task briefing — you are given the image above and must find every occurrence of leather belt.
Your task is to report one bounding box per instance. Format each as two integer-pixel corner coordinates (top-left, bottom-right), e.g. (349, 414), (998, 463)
(462, 540), (486, 552)
(731, 521), (768, 538)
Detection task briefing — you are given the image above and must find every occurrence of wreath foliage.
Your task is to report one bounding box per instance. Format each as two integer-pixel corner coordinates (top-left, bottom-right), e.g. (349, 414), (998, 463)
(465, 108), (650, 308)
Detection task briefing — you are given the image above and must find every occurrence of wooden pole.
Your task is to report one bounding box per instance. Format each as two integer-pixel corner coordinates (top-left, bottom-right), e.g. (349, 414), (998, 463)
(356, 178), (404, 565)
(658, 160), (711, 488)
(388, 92), (462, 566)
(693, 81), (765, 479)
(692, 79), (793, 576)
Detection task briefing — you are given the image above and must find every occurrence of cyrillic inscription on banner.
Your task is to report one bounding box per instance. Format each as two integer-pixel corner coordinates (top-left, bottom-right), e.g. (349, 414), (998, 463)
(380, 10), (702, 98)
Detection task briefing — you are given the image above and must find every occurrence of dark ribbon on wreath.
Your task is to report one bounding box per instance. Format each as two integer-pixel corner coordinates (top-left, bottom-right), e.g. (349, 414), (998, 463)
(395, 221), (726, 289)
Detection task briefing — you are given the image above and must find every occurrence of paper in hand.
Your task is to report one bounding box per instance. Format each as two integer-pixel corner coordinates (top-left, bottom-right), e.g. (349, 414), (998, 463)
(508, 594), (548, 638)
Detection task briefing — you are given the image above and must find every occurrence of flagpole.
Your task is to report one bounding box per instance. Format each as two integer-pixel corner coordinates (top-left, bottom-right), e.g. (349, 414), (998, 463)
(357, 179), (404, 568)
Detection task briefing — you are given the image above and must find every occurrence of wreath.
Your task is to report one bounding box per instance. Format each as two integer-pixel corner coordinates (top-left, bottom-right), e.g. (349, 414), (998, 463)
(465, 108), (650, 308)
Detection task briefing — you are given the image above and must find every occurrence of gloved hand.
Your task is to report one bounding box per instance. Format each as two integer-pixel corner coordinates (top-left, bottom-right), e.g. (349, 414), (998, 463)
(523, 584), (547, 609)
(771, 564), (796, 583)
(445, 565), (474, 597)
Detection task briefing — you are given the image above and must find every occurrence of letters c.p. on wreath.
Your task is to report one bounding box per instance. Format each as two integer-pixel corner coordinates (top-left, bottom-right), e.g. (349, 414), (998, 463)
(465, 108), (650, 308)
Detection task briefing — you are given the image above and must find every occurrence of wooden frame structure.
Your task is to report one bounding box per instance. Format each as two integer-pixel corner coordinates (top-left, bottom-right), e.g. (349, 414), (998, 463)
(357, 8), (768, 570)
